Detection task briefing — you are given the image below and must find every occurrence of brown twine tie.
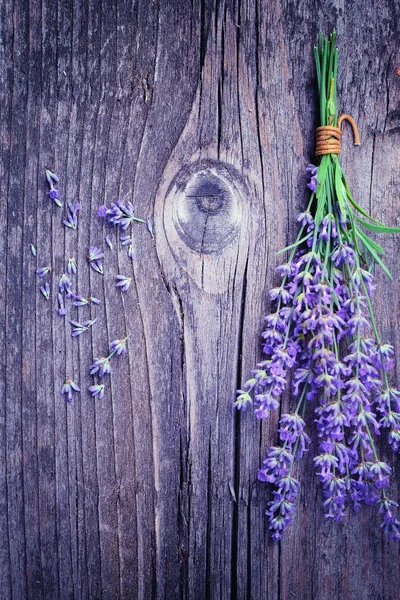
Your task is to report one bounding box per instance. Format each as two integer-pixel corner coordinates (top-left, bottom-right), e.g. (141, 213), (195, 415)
(315, 114), (360, 156)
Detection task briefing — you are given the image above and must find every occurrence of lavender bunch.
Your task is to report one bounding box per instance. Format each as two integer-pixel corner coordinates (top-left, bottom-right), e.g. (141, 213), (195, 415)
(237, 33), (400, 541)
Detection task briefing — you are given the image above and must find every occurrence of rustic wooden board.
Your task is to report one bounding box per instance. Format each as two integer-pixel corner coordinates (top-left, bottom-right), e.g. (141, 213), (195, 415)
(1, 1), (400, 598)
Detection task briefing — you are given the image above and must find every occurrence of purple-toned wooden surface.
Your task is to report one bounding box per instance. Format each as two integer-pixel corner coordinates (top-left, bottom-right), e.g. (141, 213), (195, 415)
(1, 1), (399, 598)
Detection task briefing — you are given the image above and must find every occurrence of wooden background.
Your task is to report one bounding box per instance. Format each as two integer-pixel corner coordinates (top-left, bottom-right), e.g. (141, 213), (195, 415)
(1, 0), (400, 598)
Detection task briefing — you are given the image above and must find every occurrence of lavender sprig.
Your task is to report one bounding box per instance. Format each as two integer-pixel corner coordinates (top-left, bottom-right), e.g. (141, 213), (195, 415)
(116, 275), (131, 292)
(40, 282), (50, 299)
(63, 203), (80, 230)
(88, 246), (104, 274)
(89, 384), (105, 399)
(70, 318), (97, 337)
(98, 201), (145, 230)
(237, 32), (400, 542)
(36, 265), (51, 278)
(61, 379), (80, 402)
(45, 169), (62, 208)
(89, 336), (128, 376)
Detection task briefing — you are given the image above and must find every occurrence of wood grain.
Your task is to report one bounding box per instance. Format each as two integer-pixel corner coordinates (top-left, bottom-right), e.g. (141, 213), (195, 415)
(1, 0), (400, 598)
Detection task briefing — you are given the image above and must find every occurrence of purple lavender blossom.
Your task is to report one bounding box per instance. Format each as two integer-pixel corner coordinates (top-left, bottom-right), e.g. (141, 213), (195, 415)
(57, 292), (67, 317)
(306, 164), (318, 194)
(67, 258), (77, 275)
(45, 169), (62, 207)
(88, 246), (104, 274)
(116, 275), (131, 292)
(30, 244), (36, 257)
(70, 318), (97, 337)
(72, 295), (100, 307)
(98, 201), (145, 230)
(40, 282), (50, 300)
(63, 202), (80, 230)
(105, 235), (113, 250)
(90, 356), (112, 377)
(61, 379), (80, 402)
(110, 337), (128, 356)
(88, 384), (105, 399)
(128, 245), (135, 260)
(36, 265), (51, 278)
(59, 273), (72, 294)
(120, 235), (132, 246)
(236, 160), (400, 541)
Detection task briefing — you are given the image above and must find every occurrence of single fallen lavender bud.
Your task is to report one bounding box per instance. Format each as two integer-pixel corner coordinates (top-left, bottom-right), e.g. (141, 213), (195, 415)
(120, 234), (132, 246)
(72, 295), (100, 307)
(70, 318), (97, 337)
(67, 258), (77, 275)
(30, 244), (36, 257)
(105, 235), (113, 250)
(40, 282), (50, 299)
(45, 169), (62, 208)
(59, 273), (72, 294)
(63, 203), (80, 230)
(57, 292), (67, 317)
(88, 246), (104, 274)
(116, 275), (131, 291)
(128, 245), (135, 260)
(36, 265), (51, 278)
(89, 384), (105, 399)
(146, 217), (154, 239)
(61, 379), (80, 402)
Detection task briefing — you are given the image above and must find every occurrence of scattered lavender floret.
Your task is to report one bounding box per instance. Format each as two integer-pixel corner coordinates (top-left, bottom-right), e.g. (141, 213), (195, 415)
(110, 337), (128, 356)
(45, 169), (62, 208)
(30, 244), (36, 257)
(90, 356), (112, 377)
(63, 203), (80, 230)
(61, 379), (80, 402)
(120, 234), (132, 246)
(146, 217), (154, 239)
(70, 318), (97, 337)
(36, 265), (51, 278)
(59, 273), (72, 294)
(57, 292), (67, 316)
(67, 258), (77, 275)
(72, 295), (100, 307)
(88, 246), (104, 274)
(105, 235), (113, 250)
(40, 282), (50, 300)
(89, 384), (105, 399)
(116, 275), (131, 291)
(98, 201), (145, 230)
(128, 245), (135, 260)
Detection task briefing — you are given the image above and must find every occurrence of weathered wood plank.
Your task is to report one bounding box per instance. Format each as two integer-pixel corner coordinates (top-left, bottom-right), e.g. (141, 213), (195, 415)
(0, 1), (399, 599)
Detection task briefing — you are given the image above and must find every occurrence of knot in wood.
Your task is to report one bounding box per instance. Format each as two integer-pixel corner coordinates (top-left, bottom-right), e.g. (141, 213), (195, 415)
(171, 164), (243, 254)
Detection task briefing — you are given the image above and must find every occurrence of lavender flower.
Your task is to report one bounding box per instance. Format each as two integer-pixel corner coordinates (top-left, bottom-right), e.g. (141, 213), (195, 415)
(128, 245), (135, 260)
(146, 217), (154, 239)
(306, 164), (318, 194)
(36, 265), (51, 278)
(88, 246), (104, 274)
(90, 356), (112, 377)
(58, 273), (72, 294)
(61, 379), (80, 402)
(120, 234), (132, 246)
(63, 202), (80, 229)
(57, 293), (67, 316)
(45, 169), (62, 207)
(110, 337), (128, 356)
(98, 201), (145, 230)
(116, 275), (131, 292)
(105, 235), (113, 250)
(30, 244), (36, 257)
(70, 318), (97, 337)
(72, 295), (100, 307)
(88, 384), (105, 399)
(67, 258), (77, 275)
(40, 282), (50, 299)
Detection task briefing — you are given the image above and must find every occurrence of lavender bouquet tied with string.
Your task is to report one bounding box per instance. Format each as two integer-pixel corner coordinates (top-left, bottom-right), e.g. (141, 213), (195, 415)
(236, 33), (400, 541)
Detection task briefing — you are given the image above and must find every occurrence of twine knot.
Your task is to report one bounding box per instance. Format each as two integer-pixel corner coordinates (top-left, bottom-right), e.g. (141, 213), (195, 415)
(315, 114), (360, 156)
